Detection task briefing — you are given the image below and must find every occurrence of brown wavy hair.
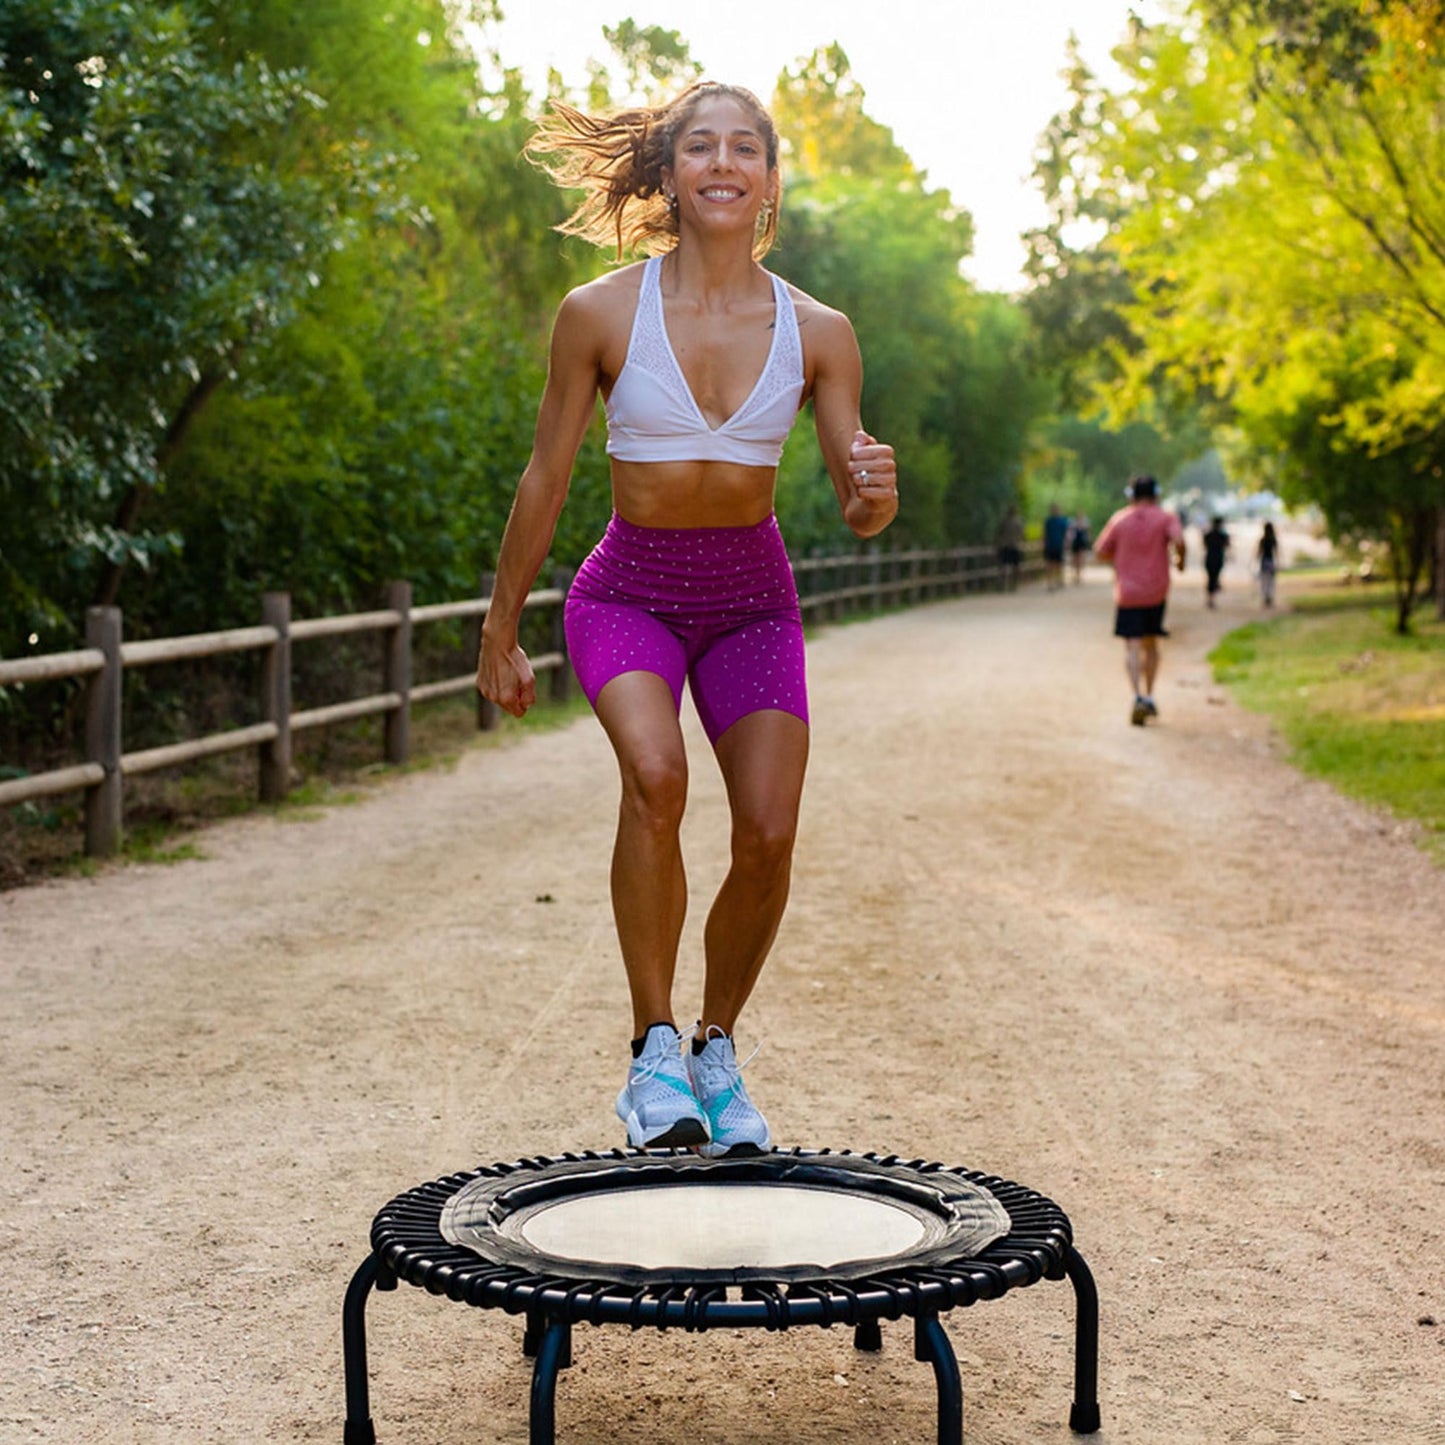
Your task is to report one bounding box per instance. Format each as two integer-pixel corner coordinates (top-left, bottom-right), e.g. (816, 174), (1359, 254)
(525, 82), (781, 261)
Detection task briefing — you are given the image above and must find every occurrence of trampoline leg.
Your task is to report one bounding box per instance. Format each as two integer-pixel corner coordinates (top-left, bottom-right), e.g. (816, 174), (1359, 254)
(913, 1314), (963, 1445)
(854, 1319), (883, 1352)
(342, 1254), (385, 1445)
(528, 1318), (572, 1445)
(1064, 1246), (1102, 1434)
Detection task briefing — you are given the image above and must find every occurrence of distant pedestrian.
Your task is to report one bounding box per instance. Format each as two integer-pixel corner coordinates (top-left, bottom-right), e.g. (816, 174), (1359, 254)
(995, 505), (1024, 591)
(1069, 512), (1092, 585)
(1256, 521), (1281, 608)
(1094, 475), (1186, 726)
(1202, 517), (1231, 609)
(1042, 503), (1069, 591)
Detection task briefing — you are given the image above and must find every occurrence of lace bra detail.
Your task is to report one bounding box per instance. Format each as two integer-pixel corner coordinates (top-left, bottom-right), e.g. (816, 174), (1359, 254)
(605, 255), (804, 466)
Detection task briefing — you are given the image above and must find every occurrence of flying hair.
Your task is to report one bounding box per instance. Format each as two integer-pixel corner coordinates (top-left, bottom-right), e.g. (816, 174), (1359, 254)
(524, 82), (781, 261)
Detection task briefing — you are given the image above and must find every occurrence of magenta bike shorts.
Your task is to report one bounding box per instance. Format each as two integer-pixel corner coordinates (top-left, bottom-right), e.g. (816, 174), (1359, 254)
(564, 513), (808, 745)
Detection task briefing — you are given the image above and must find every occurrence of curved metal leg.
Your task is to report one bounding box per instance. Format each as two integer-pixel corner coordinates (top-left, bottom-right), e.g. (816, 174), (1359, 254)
(913, 1314), (963, 1445)
(342, 1254), (380, 1445)
(1064, 1246), (1101, 1434)
(528, 1318), (572, 1445)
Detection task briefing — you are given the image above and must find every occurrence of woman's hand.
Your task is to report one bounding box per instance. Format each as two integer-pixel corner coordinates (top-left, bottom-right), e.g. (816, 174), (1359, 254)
(477, 631), (537, 719)
(846, 430), (898, 534)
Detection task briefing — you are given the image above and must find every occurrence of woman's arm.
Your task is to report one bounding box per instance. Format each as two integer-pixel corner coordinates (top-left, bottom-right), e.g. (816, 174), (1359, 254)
(477, 289), (606, 717)
(806, 304), (898, 540)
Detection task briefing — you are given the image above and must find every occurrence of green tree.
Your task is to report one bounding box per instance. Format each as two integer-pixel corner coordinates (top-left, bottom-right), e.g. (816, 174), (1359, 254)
(592, 19), (700, 107)
(771, 43), (918, 182)
(0, 0), (347, 652)
(141, 0), (611, 635)
(1027, 1), (1445, 630)
(768, 45), (1048, 554)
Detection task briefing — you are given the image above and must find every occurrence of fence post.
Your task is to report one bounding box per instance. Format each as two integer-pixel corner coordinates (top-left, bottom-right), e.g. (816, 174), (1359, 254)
(260, 591), (292, 803)
(383, 580), (411, 766)
(478, 572), (498, 732)
(84, 605), (122, 858)
(549, 566), (574, 704)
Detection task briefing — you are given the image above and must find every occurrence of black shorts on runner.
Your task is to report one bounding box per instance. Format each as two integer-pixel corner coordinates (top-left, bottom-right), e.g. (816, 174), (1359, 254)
(1114, 603), (1169, 638)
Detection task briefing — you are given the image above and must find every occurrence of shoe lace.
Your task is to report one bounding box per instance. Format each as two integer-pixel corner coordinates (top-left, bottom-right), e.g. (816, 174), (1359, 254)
(694, 1023), (762, 1091)
(631, 1026), (687, 1084)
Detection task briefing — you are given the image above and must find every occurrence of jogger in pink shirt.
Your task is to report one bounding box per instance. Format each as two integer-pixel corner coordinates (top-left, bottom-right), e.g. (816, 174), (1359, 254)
(1094, 475), (1186, 726)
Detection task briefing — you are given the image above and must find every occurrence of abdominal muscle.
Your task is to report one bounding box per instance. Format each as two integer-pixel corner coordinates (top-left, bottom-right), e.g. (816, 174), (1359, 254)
(609, 458), (778, 529)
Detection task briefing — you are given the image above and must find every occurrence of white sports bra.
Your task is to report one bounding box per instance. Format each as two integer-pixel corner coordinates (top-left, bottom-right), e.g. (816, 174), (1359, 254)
(605, 255), (804, 467)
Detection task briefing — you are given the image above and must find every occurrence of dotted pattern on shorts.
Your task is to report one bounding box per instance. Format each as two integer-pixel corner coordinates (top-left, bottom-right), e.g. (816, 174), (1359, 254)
(565, 515), (808, 743)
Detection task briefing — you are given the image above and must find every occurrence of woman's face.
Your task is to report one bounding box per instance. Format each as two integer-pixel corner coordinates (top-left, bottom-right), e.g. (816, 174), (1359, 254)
(663, 94), (778, 238)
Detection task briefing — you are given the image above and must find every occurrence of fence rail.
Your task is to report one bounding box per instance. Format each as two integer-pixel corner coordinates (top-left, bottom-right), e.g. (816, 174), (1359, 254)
(1, 543), (1030, 856)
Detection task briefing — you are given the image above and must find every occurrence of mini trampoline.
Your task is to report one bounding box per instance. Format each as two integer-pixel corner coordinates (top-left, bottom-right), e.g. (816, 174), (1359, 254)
(342, 1148), (1100, 1444)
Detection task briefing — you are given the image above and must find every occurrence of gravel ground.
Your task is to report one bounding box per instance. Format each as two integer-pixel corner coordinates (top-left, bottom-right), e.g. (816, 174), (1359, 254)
(2, 546), (1442, 1444)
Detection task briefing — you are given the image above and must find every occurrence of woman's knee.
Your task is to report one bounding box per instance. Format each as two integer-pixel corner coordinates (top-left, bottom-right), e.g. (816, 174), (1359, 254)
(618, 748), (688, 833)
(730, 806), (798, 878)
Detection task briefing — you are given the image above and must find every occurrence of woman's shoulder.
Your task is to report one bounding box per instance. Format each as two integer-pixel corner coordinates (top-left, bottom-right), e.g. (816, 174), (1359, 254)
(779, 279), (858, 366)
(780, 278), (851, 331)
(554, 262), (649, 340)
(562, 261), (647, 311)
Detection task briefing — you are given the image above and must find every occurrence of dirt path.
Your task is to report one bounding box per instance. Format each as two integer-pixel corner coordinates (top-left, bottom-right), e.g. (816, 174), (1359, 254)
(2, 553), (1442, 1445)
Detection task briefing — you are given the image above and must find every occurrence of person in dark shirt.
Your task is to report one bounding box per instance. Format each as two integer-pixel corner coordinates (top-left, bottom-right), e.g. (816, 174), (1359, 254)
(995, 505), (1024, 591)
(1042, 504), (1070, 591)
(1256, 521), (1281, 608)
(1202, 517), (1231, 609)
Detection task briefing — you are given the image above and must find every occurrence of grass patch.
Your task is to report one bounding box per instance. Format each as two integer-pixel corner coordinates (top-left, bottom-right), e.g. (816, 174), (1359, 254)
(122, 825), (207, 867)
(1208, 586), (1445, 860)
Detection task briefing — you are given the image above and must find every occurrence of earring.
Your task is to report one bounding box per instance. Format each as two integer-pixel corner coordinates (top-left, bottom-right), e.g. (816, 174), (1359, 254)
(666, 192), (678, 215)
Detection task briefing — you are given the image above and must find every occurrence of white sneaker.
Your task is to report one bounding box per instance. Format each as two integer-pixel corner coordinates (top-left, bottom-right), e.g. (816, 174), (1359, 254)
(687, 1026), (770, 1159)
(616, 1023), (708, 1149)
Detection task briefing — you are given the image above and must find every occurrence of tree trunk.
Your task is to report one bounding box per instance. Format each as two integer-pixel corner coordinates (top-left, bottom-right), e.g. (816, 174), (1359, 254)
(92, 370), (226, 609)
(1390, 506), (1432, 637)
(1435, 504), (1444, 622)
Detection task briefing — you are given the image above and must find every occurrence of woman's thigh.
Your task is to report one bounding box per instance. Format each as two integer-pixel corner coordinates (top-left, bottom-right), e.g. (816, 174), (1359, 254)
(592, 669), (691, 809)
(712, 709), (809, 841)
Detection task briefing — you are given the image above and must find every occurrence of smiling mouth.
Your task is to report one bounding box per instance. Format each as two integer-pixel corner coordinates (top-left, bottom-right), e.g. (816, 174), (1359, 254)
(699, 187), (744, 201)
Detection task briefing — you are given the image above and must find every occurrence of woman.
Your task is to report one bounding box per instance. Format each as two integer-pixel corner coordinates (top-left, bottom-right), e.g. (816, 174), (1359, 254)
(1256, 520), (1280, 607)
(476, 83), (898, 1156)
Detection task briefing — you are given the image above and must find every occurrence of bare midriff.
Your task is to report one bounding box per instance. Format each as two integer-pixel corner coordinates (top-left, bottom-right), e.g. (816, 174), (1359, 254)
(609, 458), (778, 530)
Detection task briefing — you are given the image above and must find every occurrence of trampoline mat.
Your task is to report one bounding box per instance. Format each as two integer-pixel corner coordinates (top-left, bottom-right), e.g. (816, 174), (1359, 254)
(440, 1152), (1012, 1286)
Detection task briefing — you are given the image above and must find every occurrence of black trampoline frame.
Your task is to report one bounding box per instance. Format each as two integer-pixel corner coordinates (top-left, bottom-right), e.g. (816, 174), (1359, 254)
(341, 1148), (1101, 1445)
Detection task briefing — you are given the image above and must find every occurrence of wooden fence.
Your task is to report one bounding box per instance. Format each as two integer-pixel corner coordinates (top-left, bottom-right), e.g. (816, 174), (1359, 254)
(0, 543), (1028, 857)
